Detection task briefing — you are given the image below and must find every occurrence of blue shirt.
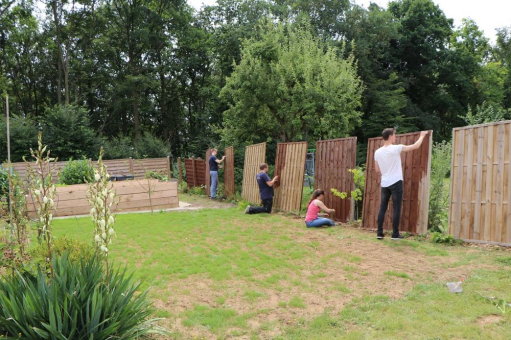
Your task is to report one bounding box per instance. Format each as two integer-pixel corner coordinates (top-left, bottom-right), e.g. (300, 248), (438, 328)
(209, 155), (218, 171)
(256, 172), (274, 200)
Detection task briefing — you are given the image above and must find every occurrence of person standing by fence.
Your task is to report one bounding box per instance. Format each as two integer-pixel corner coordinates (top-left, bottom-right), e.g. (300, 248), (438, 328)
(209, 149), (225, 199)
(374, 129), (428, 240)
(245, 163), (278, 214)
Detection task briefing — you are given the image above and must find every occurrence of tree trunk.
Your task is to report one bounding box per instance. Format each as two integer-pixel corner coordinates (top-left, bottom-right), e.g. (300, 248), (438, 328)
(51, 0), (63, 105)
(64, 40), (70, 106)
(132, 86), (140, 143)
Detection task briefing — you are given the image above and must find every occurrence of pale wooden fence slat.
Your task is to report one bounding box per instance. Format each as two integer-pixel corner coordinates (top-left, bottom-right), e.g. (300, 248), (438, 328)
(241, 143), (266, 204)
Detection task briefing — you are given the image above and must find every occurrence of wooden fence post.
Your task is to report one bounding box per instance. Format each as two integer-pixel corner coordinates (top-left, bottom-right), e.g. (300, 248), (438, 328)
(178, 157), (183, 184)
(192, 158), (197, 187)
(166, 156), (171, 178)
(129, 157), (134, 175)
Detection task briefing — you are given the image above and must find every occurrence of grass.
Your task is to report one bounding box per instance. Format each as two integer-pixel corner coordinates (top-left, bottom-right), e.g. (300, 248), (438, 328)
(50, 204), (511, 339)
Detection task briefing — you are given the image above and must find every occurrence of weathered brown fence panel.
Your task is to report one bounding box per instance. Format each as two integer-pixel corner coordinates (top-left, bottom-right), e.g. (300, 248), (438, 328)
(315, 137), (357, 222)
(274, 142), (308, 213)
(224, 146), (235, 197)
(242, 143), (266, 204)
(205, 149), (213, 196)
(449, 121), (511, 246)
(26, 179), (178, 218)
(362, 131), (432, 234)
(184, 158), (206, 189)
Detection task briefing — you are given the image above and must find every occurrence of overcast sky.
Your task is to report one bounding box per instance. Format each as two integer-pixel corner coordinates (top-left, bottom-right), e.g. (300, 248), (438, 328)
(187, 0), (510, 43)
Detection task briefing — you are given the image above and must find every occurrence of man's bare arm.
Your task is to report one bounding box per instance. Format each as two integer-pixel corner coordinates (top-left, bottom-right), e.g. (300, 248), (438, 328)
(402, 131), (428, 152)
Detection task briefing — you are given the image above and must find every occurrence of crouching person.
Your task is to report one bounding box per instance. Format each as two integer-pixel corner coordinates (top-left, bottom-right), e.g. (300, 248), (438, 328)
(245, 163), (278, 214)
(305, 189), (336, 228)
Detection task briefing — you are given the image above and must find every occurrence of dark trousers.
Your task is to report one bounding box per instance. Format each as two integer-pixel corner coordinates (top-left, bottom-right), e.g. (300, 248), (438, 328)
(377, 180), (403, 237)
(249, 198), (273, 214)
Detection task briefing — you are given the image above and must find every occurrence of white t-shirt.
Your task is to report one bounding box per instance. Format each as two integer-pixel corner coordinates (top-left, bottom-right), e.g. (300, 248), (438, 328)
(374, 144), (404, 187)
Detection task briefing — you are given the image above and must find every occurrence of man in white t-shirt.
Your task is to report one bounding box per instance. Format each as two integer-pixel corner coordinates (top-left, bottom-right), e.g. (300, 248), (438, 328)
(374, 129), (428, 240)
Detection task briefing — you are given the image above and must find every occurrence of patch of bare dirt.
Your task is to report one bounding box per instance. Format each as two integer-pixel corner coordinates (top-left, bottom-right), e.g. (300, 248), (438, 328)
(477, 315), (504, 325)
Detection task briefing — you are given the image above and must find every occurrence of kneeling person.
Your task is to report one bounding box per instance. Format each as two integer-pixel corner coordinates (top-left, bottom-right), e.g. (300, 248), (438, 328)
(305, 189), (336, 228)
(245, 163), (278, 214)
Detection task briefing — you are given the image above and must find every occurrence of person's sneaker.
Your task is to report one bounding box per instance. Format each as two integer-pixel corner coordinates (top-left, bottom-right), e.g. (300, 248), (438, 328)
(244, 205), (251, 214)
(391, 235), (404, 240)
(377, 234), (385, 240)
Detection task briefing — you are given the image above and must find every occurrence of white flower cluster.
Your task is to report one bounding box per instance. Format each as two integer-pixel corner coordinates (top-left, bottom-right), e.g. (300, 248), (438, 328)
(87, 149), (119, 255)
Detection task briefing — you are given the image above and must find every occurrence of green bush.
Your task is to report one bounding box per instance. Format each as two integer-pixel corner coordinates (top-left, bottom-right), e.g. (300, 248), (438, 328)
(430, 231), (462, 245)
(59, 159), (94, 185)
(29, 236), (95, 276)
(145, 170), (169, 181)
(42, 105), (102, 160)
(0, 167), (9, 199)
(0, 253), (165, 339)
(428, 141), (452, 231)
(135, 133), (169, 159)
(103, 135), (134, 160)
(0, 114), (38, 162)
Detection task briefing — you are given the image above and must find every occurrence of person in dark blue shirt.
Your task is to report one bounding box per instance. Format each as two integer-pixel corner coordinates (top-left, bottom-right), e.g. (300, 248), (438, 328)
(245, 163), (279, 214)
(209, 149), (225, 199)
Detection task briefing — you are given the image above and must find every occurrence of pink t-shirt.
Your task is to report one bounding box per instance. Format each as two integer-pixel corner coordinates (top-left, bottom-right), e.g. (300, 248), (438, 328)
(305, 200), (321, 222)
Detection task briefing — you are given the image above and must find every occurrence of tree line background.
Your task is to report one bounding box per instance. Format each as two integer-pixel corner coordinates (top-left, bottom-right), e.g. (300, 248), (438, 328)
(0, 0), (510, 165)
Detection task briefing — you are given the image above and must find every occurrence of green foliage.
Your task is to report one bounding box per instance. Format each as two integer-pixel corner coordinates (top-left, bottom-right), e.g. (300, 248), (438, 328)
(135, 133), (169, 159)
(103, 136), (134, 160)
(42, 105), (102, 160)
(428, 141), (452, 231)
(429, 231), (462, 245)
(59, 159), (94, 185)
(331, 167), (365, 218)
(145, 171), (169, 181)
(29, 236), (95, 276)
(0, 167), (9, 199)
(0, 253), (165, 339)
(0, 114), (38, 163)
(220, 21), (363, 144)
(462, 101), (510, 126)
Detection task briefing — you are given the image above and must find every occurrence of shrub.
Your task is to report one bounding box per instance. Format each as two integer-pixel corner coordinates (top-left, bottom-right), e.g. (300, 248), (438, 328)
(42, 105), (102, 160)
(428, 141), (452, 231)
(0, 114), (38, 162)
(28, 236), (95, 276)
(103, 135), (134, 160)
(430, 231), (462, 245)
(145, 170), (169, 181)
(0, 253), (166, 339)
(0, 167), (9, 199)
(59, 159), (94, 185)
(135, 133), (169, 159)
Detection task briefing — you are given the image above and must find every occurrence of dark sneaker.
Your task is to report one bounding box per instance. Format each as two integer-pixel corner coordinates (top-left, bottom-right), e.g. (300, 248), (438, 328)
(377, 234), (384, 240)
(391, 235), (404, 240)
(244, 205), (251, 214)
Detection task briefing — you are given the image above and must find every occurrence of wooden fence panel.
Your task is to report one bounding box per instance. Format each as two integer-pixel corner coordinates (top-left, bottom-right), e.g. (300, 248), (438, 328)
(205, 149), (213, 197)
(242, 143), (266, 204)
(5, 157), (171, 182)
(315, 137), (357, 222)
(362, 131), (432, 234)
(274, 142), (308, 213)
(184, 158), (206, 189)
(26, 179), (178, 218)
(224, 146), (235, 197)
(449, 121), (511, 246)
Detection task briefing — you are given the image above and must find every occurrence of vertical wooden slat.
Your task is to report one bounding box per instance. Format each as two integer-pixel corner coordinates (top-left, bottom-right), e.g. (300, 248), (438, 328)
(473, 128), (484, 240)
(495, 125), (505, 242)
(483, 126), (494, 241)
(453, 131), (465, 239)
(178, 157), (183, 184)
(462, 129), (474, 240)
(129, 157), (134, 175)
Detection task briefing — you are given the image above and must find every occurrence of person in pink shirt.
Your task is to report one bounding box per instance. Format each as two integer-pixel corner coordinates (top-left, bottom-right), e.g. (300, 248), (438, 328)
(305, 189), (336, 228)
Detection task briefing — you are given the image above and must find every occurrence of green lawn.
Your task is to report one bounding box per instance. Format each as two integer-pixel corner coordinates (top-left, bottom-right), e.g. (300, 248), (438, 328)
(52, 201), (511, 339)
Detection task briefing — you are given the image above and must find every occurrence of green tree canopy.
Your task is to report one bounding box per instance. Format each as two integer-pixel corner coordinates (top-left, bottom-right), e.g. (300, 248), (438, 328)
(220, 21), (363, 145)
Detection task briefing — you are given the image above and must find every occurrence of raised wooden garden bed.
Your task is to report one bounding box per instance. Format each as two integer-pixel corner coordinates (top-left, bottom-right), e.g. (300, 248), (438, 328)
(26, 179), (178, 218)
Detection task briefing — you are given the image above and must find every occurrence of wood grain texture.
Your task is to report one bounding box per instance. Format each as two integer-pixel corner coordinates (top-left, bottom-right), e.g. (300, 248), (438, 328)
(241, 143), (266, 204)
(449, 120), (511, 246)
(224, 146), (235, 197)
(274, 142), (307, 214)
(315, 137), (357, 222)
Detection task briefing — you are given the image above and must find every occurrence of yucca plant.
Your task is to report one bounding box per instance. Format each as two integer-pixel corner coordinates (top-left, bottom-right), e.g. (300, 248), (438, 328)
(0, 253), (166, 339)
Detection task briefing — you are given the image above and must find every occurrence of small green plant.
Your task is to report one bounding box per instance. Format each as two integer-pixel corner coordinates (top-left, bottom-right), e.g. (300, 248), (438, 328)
(0, 253), (166, 338)
(429, 231), (462, 245)
(145, 170), (169, 181)
(331, 167), (365, 219)
(428, 141), (451, 231)
(188, 185), (206, 196)
(59, 159), (94, 185)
